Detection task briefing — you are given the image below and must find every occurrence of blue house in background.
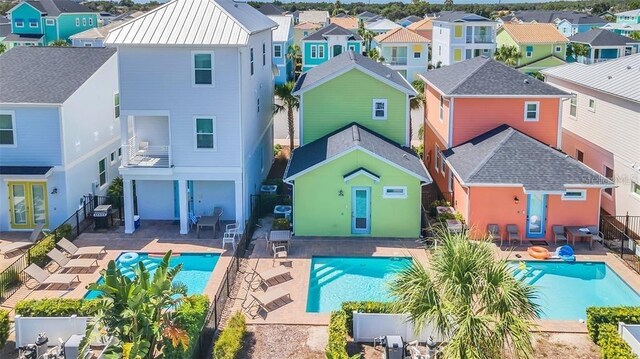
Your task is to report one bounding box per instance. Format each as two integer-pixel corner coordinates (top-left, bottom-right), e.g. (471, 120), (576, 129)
(568, 28), (639, 64)
(601, 9), (640, 37)
(268, 15), (294, 84)
(301, 23), (363, 72)
(556, 15), (607, 36)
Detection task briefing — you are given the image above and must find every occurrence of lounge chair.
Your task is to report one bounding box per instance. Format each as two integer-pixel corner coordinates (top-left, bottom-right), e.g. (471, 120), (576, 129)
(246, 266), (291, 290)
(245, 288), (291, 318)
(47, 248), (99, 271)
(57, 238), (106, 258)
(506, 224), (523, 246)
(487, 224), (502, 246)
(0, 223), (44, 258)
(553, 225), (568, 245)
(24, 264), (80, 289)
(587, 226), (604, 250)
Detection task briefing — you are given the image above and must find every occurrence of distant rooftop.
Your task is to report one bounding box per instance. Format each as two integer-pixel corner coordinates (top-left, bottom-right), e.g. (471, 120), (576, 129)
(257, 3), (285, 16)
(374, 27), (430, 43)
(298, 10), (329, 24)
(501, 10), (606, 25)
(268, 15), (294, 42)
(615, 9), (640, 17)
(435, 11), (493, 23)
(70, 11), (144, 40)
(568, 28), (639, 46)
(499, 23), (568, 44)
(17, 0), (95, 16)
(302, 23), (362, 41)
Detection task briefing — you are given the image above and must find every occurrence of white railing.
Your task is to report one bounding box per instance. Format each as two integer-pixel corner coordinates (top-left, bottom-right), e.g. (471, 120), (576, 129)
(123, 136), (171, 168)
(620, 322), (640, 356)
(388, 56), (408, 65)
(352, 312), (447, 343)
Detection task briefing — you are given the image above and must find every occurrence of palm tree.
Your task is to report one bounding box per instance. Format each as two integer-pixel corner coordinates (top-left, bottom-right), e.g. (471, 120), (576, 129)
(443, 0), (454, 11)
(572, 43), (590, 59)
(331, 0), (345, 16)
(362, 30), (376, 52)
(629, 31), (640, 41)
(49, 39), (69, 47)
(494, 45), (522, 67)
(274, 81), (299, 153)
(409, 79), (425, 141)
(287, 44), (301, 80)
(366, 48), (385, 62)
(0, 43), (6, 55)
(389, 230), (539, 359)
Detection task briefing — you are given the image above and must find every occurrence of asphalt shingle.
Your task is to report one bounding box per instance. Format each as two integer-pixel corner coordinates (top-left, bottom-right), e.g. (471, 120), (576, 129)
(568, 28), (639, 46)
(302, 23), (361, 41)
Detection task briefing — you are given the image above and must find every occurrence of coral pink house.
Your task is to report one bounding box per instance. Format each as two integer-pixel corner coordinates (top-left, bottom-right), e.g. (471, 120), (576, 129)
(421, 57), (613, 242)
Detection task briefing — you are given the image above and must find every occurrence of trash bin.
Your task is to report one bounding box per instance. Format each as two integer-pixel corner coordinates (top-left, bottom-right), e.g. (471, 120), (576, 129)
(134, 215), (140, 229)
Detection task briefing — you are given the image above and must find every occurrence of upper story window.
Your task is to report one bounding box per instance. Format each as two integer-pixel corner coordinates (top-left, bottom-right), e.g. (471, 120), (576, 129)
(435, 145), (445, 174)
(576, 149), (584, 162)
(439, 95), (444, 121)
(438, 46), (441, 56)
(318, 45), (325, 58)
(524, 101), (539, 121)
(604, 166), (614, 196)
(525, 46), (533, 57)
(193, 52), (213, 86)
(262, 42), (266, 66)
(195, 117), (216, 150)
(89, 18), (93, 26)
(29, 18), (38, 28)
(75, 18), (80, 27)
(555, 45), (562, 52)
(250, 48), (254, 76)
(274, 44), (282, 58)
(257, 97), (260, 113)
(303, 31), (309, 36)
(414, 50), (421, 58)
(0, 112), (16, 146)
(454, 25), (462, 38)
(45, 18), (54, 26)
(98, 158), (107, 187)
(311, 45), (317, 58)
(15, 19), (24, 27)
(588, 98), (596, 112)
(569, 93), (577, 117)
(82, 18), (86, 26)
(372, 99), (387, 120)
(114, 93), (120, 119)
(110, 150), (117, 164)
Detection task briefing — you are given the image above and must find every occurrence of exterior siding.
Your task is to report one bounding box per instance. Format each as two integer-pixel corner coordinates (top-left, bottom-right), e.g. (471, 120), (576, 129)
(10, 4), (42, 35)
(57, 13), (98, 42)
(0, 106), (62, 165)
(431, 20), (496, 66)
(43, 17), (58, 44)
(424, 85), (450, 146)
(496, 29), (566, 70)
(377, 42), (429, 81)
(301, 69), (408, 145)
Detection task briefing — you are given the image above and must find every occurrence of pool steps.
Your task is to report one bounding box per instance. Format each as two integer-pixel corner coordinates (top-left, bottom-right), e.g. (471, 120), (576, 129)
(117, 258), (160, 279)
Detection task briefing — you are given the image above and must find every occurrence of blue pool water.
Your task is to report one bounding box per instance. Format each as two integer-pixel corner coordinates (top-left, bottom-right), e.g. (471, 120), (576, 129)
(84, 253), (219, 299)
(306, 256), (412, 313)
(511, 261), (640, 320)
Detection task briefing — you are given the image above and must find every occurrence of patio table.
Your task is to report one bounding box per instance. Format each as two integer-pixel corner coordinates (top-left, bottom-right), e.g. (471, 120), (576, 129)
(197, 215), (219, 238)
(268, 230), (291, 254)
(565, 226), (595, 249)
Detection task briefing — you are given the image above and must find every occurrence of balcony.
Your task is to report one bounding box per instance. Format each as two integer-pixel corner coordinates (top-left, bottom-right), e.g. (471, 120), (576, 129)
(466, 35), (493, 44)
(387, 56), (408, 66)
(123, 136), (171, 168)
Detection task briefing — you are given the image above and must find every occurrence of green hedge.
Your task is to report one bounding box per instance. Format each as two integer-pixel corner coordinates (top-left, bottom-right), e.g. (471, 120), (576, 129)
(28, 234), (56, 267)
(326, 310), (349, 359)
(341, 301), (392, 336)
(15, 298), (99, 317)
(213, 312), (246, 359)
(0, 309), (9, 349)
(163, 295), (209, 359)
(597, 324), (637, 359)
(586, 306), (640, 342)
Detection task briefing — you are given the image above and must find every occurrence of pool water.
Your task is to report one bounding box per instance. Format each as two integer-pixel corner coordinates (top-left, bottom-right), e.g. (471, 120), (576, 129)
(306, 256), (412, 313)
(511, 261), (640, 320)
(84, 253), (220, 299)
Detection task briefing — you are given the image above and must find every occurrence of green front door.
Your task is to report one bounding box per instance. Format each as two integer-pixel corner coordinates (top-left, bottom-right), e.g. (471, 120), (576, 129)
(351, 187), (370, 234)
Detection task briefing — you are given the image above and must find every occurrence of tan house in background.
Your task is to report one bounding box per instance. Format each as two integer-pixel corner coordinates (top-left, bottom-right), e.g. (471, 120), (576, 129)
(408, 18), (434, 41)
(294, 22), (323, 46)
(330, 16), (359, 33)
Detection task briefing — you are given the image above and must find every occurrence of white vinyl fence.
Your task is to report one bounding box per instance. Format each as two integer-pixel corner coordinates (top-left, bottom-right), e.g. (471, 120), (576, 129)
(619, 322), (640, 356)
(14, 315), (90, 347)
(352, 312), (446, 343)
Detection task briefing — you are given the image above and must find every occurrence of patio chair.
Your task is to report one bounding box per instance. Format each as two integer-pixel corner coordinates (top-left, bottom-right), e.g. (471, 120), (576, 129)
(487, 224), (502, 246)
(24, 263), (80, 289)
(47, 248), (99, 272)
(222, 227), (237, 251)
(245, 266), (291, 291)
(553, 225), (568, 245)
(245, 288), (291, 318)
(272, 244), (288, 266)
(57, 237), (106, 258)
(506, 224), (523, 246)
(0, 223), (44, 257)
(587, 226), (604, 250)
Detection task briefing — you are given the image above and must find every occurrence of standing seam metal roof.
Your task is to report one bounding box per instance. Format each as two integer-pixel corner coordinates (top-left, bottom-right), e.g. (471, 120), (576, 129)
(268, 15), (293, 42)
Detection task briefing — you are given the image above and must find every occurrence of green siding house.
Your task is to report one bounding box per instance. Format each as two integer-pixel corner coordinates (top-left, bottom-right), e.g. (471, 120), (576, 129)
(5, 0), (98, 48)
(285, 51), (431, 238)
(496, 23), (568, 73)
(301, 23), (363, 72)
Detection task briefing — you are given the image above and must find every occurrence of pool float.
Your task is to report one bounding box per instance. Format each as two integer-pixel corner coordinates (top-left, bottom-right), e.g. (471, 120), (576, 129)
(528, 246), (550, 260)
(555, 245), (576, 262)
(118, 252), (140, 267)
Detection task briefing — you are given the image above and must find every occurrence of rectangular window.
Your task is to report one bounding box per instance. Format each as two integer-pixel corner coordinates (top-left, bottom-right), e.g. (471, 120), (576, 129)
(604, 166), (614, 196)
(0, 112), (16, 146)
(274, 44), (282, 58)
(257, 98), (260, 113)
(195, 117), (216, 149)
(524, 101), (539, 121)
(75, 18), (80, 27)
(576, 149), (584, 162)
(414, 51), (421, 58)
(435, 145), (441, 172)
(562, 189), (586, 201)
(89, 18), (93, 26)
(110, 151), (117, 164)
(303, 31), (309, 36)
(28, 18), (38, 28)
(439, 96), (444, 121)
(84, 42), (92, 47)
(555, 45), (561, 52)
(250, 48), (254, 75)
(454, 25), (462, 38)
(193, 52), (213, 85)
(311, 45), (317, 58)
(372, 99), (387, 120)
(453, 48), (462, 62)
(570, 94), (577, 117)
(633, 182), (640, 198)
(434, 146), (445, 176)
(114, 93), (120, 119)
(526, 46), (533, 57)
(438, 46), (441, 56)
(118, 147), (122, 159)
(588, 98), (596, 112)
(262, 42), (266, 66)
(82, 18), (86, 26)
(383, 186), (408, 199)
(318, 45), (325, 58)
(15, 19), (24, 27)
(98, 159), (107, 187)
(349, 45), (356, 51)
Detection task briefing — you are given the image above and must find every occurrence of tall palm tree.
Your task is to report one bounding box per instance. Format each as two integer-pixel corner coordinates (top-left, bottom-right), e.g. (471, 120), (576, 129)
(443, 0), (455, 11)
(409, 79), (425, 141)
(287, 44), (301, 80)
(274, 81), (299, 153)
(494, 45), (522, 67)
(331, 0), (345, 16)
(362, 30), (376, 52)
(389, 230), (539, 359)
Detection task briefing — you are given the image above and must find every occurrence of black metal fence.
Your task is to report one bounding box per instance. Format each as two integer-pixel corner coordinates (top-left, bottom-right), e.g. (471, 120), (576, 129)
(601, 214), (640, 274)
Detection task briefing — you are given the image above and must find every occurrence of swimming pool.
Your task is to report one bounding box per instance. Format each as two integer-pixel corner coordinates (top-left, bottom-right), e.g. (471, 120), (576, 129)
(511, 261), (640, 320)
(306, 256), (412, 313)
(84, 253), (220, 299)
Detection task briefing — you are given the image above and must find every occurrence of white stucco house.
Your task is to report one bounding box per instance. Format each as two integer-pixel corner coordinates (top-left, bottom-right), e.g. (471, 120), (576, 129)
(105, 0), (277, 235)
(431, 11), (497, 66)
(373, 27), (430, 80)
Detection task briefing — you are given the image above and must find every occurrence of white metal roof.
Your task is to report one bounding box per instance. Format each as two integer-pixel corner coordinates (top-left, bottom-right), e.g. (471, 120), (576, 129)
(105, 0), (277, 46)
(365, 18), (402, 31)
(541, 53), (640, 103)
(268, 15), (293, 42)
(615, 9), (640, 17)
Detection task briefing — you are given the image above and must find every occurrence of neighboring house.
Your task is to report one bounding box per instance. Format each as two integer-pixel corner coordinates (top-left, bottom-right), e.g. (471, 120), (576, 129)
(301, 23), (363, 72)
(421, 56), (612, 239)
(365, 18), (402, 34)
(357, 11), (378, 23)
(0, 47), (119, 231)
(556, 16), (607, 36)
(500, 10), (606, 35)
(294, 21), (322, 47)
(407, 17), (434, 41)
(373, 27), (430, 80)
(268, 15), (294, 84)
(257, 3), (285, 16)
(330, 16), (359, 33)
(602, 9), (640, 36)
(298, 11), (329, 26)
(496, 23), (568, 73)
(4, 0), (99, 48)
(105, 0), (277, 234)
(431, 12), (497, 66)
(0, 16), (10, 43)
(568, 29), (639, 64)
(542, 55), (640, 216)
(397, 15), (423, 27)
(284, 51), (431, 237)
(70, 11), (144, 47)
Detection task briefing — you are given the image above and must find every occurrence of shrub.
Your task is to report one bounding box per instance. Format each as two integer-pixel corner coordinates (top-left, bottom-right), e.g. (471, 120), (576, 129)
(272, 218), (290, 230)
(27, 234), (56, 267)
(341, 301), (392, 336)
(15, 298), (99, 317)
(213, 312), (246, 359)
(436, 211), (465, 224)
(55, 223), (73, 240)
(597, 323), (637, 359)
(326, 310), (349, 359)
(273, 144), (283, 157)
(163, 294), (210, 359)
(0, 309), (9, 349)
(586, 306), (640, 342)
(412, 144), (424, 159)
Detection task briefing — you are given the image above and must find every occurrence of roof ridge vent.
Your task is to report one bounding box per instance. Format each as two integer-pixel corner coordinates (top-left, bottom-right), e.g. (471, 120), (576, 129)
(352, 125), (360, 143)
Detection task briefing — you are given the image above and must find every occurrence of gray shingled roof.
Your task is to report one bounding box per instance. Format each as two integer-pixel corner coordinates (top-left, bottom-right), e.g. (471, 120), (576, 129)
(443, 125), (612, 191)
(501, 11), (606, 25)
(293, 51), (415, 94)
(569, 28), (639, 46)
(0, 47), (116, 104)
(302, 23), (361, 41)
(258, 3), (285, 16)
(420, 56), (569, 96)
(436, 11), (492, 22)
(399, 15), (423, 23)
(3, 33), (43, 41)
(24, 0), (94, 16)
(284, 123), (430, 181)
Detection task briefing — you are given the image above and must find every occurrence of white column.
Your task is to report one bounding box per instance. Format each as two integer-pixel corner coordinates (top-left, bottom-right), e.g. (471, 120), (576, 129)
(235, 180), (244, 231)
(123, 179), (135, 234)
(178, 179), (189, 235)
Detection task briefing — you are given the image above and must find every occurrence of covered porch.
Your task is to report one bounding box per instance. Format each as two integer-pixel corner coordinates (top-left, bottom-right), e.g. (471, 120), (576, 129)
(121, 114), (171, 168)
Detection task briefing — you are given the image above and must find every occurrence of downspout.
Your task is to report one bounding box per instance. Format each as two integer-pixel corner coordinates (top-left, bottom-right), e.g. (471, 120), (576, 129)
(238, 47), (246, 227)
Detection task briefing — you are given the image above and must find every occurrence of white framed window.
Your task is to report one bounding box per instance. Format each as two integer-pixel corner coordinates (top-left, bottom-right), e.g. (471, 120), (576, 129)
(75, 18), (80, 27)
(604, 166), (614, 196)
(311, 45), (317, 58)
(588, 98), (596, 112)
(98, 158), (107, 187)
(274, 44), (282, 58)
(569, 93), (577, 117)
(262, 42), (266, 66)
(348, 44), (356, 51)
(632, 182), (640, 199)
(372, 99), (387, 120)
(110, 150), (117, 164)
(15, 19), (24, 27)
(114, 93), (120, 119)
(0, 111), (17, 146)
(434, 144), (441, 173)
(84, 42), (93, 47)
(29, 19), (38, 28)
(383, 186), (408, 199)
(250, 47), (254, 75)
(525, 46), (533, 57)
(194, 117), (216, 150)
(414, 51), (421, 58)
(45, 18), (54, 26)
(192, 52), (214, 86)
(439, 96), (444, 122)
(89, 18), (93, 26)
(438, 46), (441, 56)
(555, 45), (561, 52)
(318, 45), (325, 58)
(524, 101), (539, 121)
(562, 189), (586, 201)
(82, 18), (86, 26)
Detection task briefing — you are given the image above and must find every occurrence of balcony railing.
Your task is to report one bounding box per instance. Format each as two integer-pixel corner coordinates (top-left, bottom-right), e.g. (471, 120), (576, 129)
(387, 56), (407, 65)
(466, 35), (493, 44)
(123, 136), (171, 168)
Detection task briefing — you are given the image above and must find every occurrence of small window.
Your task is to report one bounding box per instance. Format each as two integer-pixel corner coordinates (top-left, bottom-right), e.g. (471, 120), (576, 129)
(257, 98), (260, 113)
(588, 98), (596, 112)
(435, 145), (441, 172)
(372, 99), (387, 120)
(250, 48), (254, 76)
(274, 44), (282, 58)
(89, 18), (93, 26)
(98, 159), (107, 187)
(75, 18), (80, 27)
(45, 19), (54, 26)
(114, 93), (120, 119)
(29, 18), (38, 28)
(414, 51), (421, 58)
(562, 190), (586, 201)
(193, 52), (213, 85)
(262, 42), (266, 66)
(383, 186), (408, 199)
(84, 42), (93, 47)
(303, 31), (309, 36)
(439, 96), (444, 121)
(0, 112), (16, 146)
(632, 182), (640, 198)
(524, 101), (539, 121)
(195, 117), (216, 149)
(318, 45), (325, 58)
(576, 149), (584, 162)
(555, 45), (561, 52)
(454, 25), (462, 38)
(525, 46), (533, 57)
(569, 94), (577, 117)
(349, 45), (356, 51)
(438, 46), (441, 56)
(118, 147), (122, 159)
(604, 166), (614, 196)
(15, 19), (24, 27)
(82, 18), (86, 26)
(311, 45), (317, 58)
(110, 151), (117, 164)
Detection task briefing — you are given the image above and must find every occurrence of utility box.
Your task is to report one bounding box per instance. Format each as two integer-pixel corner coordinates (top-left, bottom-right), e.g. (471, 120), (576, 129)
(383, 335), (404, 359)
